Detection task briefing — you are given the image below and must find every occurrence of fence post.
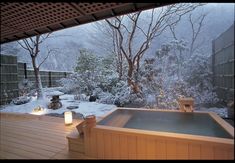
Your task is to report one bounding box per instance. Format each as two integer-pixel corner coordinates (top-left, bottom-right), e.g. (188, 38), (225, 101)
(64, 72), (67, 78)
(24, 63), (27, 79)
(212, 40), (215, 87)
(49, 71), (52, 87)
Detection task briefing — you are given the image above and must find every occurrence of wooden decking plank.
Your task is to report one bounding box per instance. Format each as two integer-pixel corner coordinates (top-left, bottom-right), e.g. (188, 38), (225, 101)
(1, 119), (72, 132)
(1, 128), (67, 146)
(1, 121), (72, 135)
(1, 123), (68, 139)
(1, 123), (70, 136)
(2, 130), (66, 144)
(0, 150), (25, 159)
(0, 113), (89, 159)
(22, 117), (81, 129)
(0, 140), (55, 158)
(0, 135), (63, 153)
(1, 123), (68, 142)
(1, 126), (67, 150)
(0, 144), (47, 159)
(51, 147), (90, 159)
(1, 132), (67, 149)
(0, 113), (80, 129)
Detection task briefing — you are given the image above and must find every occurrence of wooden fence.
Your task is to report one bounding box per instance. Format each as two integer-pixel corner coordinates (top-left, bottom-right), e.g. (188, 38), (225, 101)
(0, 55), (19, 105)
(17, 62), (70, 88)
(212, 23), (234, 103)
(0, 54), (72, 105)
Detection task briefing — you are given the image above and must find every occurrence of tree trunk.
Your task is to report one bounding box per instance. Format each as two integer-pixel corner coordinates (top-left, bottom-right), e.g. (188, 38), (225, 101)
(119, 62), (123, 80)
(127, 61), (140, 94)
(119, 54), (123, 80)
(32, 57), (43, 99)
(117, 53), (123, 80)
(132, 82), (141, 94)
(127, 61), (133, 86)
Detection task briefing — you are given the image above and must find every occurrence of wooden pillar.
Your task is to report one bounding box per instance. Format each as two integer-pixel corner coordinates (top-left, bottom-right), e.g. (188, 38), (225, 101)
(178, 97), (194, 112)
(83, 115), (96, 156)
(76, 120), (86, 135)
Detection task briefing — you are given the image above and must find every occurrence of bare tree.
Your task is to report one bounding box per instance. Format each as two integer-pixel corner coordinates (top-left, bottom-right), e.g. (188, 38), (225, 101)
(105, 3), (203, 94)
(166, 10), (207, 80)
(17, 33), (58, 99)
(111, 24), (124, 80)
(90, 21), (125, 80)
(189, 13), (207, 55)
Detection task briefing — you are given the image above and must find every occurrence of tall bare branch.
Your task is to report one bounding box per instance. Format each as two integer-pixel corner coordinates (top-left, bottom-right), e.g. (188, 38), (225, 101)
(99, 3), (203, 93)
(38, 47), (58, 68)
(189, 13), (207, 55)
(17, 33), (55, 99)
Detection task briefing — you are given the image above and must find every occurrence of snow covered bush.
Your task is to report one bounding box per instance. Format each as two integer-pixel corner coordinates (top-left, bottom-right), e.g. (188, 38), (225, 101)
(97, 92), (115, 104)
(159, 79), (191, 109)
(95, 80), (132, 106)
(59, 48), (125, 105)
(59, 73), (81, 94)
(73, 93), (89, 101)
(59, 37), (218, 109)
(139, 39), (219, 108)
(184, 53), (219, 104)
(74, 49), (101, 95)
(113, 82), (131, 106)
(18, 79), (33, 96)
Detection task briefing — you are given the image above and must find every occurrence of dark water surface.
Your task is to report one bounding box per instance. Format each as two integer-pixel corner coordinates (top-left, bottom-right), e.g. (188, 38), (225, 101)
(98, 109), (233, 139)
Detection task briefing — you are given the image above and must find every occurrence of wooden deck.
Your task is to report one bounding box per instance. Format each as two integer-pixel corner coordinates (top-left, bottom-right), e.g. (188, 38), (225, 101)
(0, 112), (91, 159)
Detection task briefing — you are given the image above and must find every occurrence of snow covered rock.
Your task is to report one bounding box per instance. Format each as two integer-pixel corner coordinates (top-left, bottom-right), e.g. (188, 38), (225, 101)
(12, 96), (31, 105)
(45, 91), (64, 97)
(67, 106), (79, 110)
(89, 95), (97, 102)
(114, 99), (124, 107)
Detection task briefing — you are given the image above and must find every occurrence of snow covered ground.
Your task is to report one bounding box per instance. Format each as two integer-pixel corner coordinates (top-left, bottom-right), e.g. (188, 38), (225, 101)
(0, 88), (228, 119)
(0, 89), (117, 119)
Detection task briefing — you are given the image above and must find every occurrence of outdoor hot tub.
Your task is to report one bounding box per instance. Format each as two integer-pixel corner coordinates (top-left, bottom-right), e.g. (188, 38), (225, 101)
(82, 108), (234, 159)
